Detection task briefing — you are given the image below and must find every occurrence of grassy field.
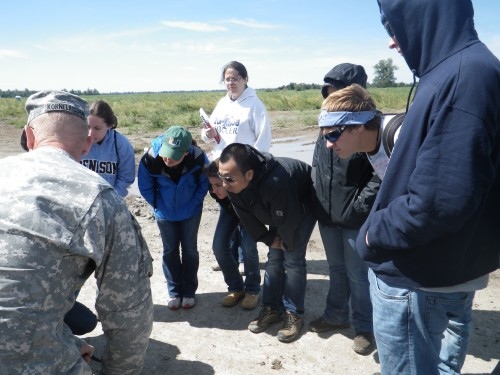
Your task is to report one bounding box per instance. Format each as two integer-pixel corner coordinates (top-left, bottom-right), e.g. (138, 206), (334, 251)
(0, 87), (410, 133)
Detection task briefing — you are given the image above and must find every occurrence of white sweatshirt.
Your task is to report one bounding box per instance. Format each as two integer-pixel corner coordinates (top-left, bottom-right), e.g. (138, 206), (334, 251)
(201, 87), (271, 160)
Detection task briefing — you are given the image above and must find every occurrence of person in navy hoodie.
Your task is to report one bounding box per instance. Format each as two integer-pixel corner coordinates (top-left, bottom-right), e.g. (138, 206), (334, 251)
(138, 126), (209, 310)
(356, 1), (500, 374)
(81, 100), (135, 197)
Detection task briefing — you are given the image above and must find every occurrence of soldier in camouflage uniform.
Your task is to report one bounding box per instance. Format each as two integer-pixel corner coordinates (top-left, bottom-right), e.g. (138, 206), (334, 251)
(0, 90), (154, 375)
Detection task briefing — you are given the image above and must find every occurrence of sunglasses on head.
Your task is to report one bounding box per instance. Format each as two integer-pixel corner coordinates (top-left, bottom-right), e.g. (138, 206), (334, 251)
(217, 172), (236, 184)
(323, 126), (348, 143)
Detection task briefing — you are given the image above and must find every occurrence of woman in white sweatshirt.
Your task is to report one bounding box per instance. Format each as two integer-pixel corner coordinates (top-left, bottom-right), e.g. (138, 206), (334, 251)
(201, 61), (271, 309)
(201, 61), (271, 160)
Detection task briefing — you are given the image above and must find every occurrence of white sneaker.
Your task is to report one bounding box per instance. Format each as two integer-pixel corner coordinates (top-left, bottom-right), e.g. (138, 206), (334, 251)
(167, 297), (181, 310)
(238, 263), (245, 276)
(182, 297), (196, 309)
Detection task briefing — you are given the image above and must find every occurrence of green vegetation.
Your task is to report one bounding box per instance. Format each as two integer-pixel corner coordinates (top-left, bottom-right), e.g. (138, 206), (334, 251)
(0, 87), (411, 131)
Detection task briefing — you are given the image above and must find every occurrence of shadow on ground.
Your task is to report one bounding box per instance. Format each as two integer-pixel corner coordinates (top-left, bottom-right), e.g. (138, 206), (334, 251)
(85, 335), (214, 375)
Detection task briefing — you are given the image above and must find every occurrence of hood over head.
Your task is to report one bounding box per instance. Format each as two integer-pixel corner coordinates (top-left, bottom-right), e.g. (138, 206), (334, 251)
(377, 0), (479, 77)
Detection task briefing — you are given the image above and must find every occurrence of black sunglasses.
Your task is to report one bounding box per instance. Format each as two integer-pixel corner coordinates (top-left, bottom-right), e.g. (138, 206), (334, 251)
(323, 126), (348, 143)
(217, 172), (236, 184)
(384, 21), (395, 39)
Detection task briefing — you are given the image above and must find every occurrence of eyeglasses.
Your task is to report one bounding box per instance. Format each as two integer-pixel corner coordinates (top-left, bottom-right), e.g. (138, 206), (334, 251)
(224, 76), (242, 84)
(323, 126), (348, 143)
(217, 172), (236, 184)
(384, 21), (395, 39)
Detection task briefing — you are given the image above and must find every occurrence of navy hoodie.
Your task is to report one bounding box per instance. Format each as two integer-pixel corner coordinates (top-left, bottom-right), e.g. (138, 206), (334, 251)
(356, 0), (500, 288)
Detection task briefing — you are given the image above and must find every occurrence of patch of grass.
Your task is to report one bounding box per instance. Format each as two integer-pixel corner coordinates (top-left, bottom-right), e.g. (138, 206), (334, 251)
(0, 88), (411, 131)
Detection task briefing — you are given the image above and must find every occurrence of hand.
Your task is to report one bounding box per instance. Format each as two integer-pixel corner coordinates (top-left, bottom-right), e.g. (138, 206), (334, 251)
(204, 127), (216, 139)
(80, 343), (94, 363)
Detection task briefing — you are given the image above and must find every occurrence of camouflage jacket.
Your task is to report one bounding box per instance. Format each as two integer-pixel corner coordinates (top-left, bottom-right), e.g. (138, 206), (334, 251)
(0, 147), (154, 375)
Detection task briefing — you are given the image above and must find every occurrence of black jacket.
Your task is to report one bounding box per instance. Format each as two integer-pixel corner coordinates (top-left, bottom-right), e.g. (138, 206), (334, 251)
(228, 149), (315, 250)
(312, 131), (380, 229)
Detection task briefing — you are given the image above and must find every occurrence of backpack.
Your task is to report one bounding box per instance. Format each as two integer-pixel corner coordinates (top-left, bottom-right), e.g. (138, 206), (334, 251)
(381, 113), (405, 157)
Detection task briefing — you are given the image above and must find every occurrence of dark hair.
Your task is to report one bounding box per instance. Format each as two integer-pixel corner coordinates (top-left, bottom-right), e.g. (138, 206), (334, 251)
(203, 158), (219, 178)
(219, 143), (260, 174)
(89, 100), (118, 129)
(220, 61), (248, 84)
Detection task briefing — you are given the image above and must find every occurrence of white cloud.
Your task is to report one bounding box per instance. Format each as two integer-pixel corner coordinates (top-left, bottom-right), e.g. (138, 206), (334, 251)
(226, 18), (279, 29)
(0, 49), (21, 59)
(162, 21), (227, 32)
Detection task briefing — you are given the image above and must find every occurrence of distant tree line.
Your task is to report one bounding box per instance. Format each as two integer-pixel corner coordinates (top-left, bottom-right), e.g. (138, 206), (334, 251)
(276, 83), (322, 91)
(1, 60), (408, 97)
(0, 88), (100, 98)
(277, 59), (410, 90)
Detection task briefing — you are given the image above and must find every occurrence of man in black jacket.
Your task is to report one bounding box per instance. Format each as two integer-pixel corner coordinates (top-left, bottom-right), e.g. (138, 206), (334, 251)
(310, 63), (379, 355)
(218, 143), (317, 343)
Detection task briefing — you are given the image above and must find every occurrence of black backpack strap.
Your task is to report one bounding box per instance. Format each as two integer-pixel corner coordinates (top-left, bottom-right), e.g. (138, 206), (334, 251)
(382, 113), (405, 157)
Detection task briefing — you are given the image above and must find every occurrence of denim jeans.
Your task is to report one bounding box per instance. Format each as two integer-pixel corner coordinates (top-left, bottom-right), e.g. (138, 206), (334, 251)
(263, 210), (316, 316)
(157, 212), (202, 298)
(318, 223), (372, 333)
(369, 269), (474, 375)
(213, 206), (261, 294)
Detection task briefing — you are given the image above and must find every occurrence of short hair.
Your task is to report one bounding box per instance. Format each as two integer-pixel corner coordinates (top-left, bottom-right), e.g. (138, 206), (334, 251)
(322, 84), (380, 131)
(219, 143), (259, 174)
(31, 112), (89, 150)
(89, 100), (118, 129)
(203, 158), (220, 178)
(220, 61), (248, 83)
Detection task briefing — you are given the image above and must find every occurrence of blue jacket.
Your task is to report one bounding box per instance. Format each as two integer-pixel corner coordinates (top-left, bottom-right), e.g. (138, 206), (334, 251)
(357, 0), (500, 288)
(80, 129), (135, 197)
(138, 135), (209, 221)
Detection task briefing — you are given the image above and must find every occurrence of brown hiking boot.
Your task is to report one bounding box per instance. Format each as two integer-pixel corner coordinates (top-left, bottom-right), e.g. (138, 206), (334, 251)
(241, 293), (259, 310)
(248, 306), (283, 333)
(277, 311), (303, 343)
(222, 291), (245, 307)
(353, 332), (376, 355)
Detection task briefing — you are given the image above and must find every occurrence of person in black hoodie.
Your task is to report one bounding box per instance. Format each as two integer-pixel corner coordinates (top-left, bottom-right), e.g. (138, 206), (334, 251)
(310, 63), (379, 355)
(355, 1), (500, 374)
(218, 143), (317, 343)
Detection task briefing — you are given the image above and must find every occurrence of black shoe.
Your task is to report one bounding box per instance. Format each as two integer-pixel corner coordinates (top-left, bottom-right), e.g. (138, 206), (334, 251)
(248, 306), (283, 333)
(353, 332), (376, 355)
(308, 316), (351, 333)
(277, 311), (303, 343)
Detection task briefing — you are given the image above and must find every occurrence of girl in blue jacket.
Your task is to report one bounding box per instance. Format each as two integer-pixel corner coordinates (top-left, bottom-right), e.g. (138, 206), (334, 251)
(81, 100), (136, 197)
(138, 126), (209, 310)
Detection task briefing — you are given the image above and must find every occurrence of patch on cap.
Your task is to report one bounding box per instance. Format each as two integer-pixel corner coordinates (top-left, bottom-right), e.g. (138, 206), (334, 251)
(159, 126), (192, 160)
(25, 90), (89, 125)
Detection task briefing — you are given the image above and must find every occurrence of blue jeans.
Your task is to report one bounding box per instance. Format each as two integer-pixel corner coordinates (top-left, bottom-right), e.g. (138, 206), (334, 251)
(318, 223), (372, 333)
(213, 206), (261, 294)
(263, 210), (316, 316)
(369, 269), (474, 375)
(231, 231), (245, 264)
(157, 212), (202, 298)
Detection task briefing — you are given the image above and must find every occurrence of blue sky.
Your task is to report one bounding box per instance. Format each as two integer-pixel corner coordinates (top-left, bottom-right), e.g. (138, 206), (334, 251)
(1, 0), (498, 93)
